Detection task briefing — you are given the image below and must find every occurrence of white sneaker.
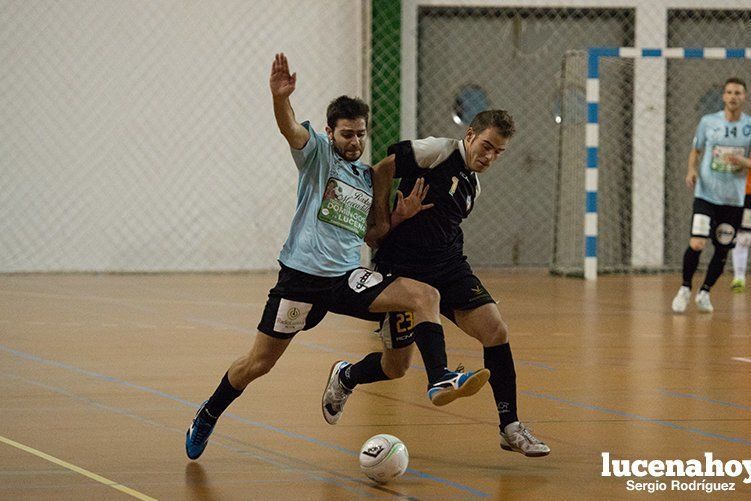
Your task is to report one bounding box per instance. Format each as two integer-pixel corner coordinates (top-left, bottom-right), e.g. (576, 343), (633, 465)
(671, 286), (691, 313)
(500, 421), (550, 457)
(322, 361), (352, 425)
(695, 290), (713, 313)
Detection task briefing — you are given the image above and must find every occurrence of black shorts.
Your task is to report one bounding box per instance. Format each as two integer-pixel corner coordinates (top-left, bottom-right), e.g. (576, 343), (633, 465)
(690, 198), (744, 248)
(376, 256), (495, 331)
(257, 263), (397, 339)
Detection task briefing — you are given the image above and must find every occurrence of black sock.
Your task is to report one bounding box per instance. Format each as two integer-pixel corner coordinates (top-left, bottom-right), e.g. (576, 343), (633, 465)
(682, 247), (701, 288)
(413, 321), (448, 385)
(203, 372), (243, 423)
(339, 352), (389, 390)
(702, 247), (729, 290)
(484, 343), (519, 430)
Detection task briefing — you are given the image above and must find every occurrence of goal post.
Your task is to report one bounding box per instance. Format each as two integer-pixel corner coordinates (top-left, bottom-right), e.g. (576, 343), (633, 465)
(553, 47), (751, 280)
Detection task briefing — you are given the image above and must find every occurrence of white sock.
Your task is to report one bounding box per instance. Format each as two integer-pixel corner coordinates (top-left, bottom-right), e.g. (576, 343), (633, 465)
(733, 243), (749, 280)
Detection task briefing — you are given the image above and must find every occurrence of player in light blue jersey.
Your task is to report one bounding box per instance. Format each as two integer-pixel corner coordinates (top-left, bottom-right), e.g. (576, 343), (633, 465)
(185, 54), (488, 460)
(672, 77), (751, 313)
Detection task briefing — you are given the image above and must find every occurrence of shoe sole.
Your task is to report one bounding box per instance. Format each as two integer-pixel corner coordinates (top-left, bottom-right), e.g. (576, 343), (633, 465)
(500, 443), (551, 457)
(430, 368), (490, 407)
(322, 361), (344, 425)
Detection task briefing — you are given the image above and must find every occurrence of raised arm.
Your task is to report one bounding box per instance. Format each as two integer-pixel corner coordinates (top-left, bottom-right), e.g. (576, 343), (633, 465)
(270, 53), (309, 149)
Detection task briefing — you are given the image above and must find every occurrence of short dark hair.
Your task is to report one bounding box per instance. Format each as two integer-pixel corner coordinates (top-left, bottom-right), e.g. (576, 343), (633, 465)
(326, 96), (369, 130)
(724, 77), (747, 91)
(469, 109), (516, 138)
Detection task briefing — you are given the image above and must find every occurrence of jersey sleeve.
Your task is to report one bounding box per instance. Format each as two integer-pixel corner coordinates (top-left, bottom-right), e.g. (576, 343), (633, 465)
(692, 116), (707, 151)
(290, 121), (326, 171)
(387, 136), (457, 178)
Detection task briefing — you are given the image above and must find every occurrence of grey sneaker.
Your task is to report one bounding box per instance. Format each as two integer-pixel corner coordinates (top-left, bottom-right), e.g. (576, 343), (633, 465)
(322, 361), (352, 425)
(695, 290), (713, 313)
(671, 286), (691, 313)
(501, 421), (550, 457)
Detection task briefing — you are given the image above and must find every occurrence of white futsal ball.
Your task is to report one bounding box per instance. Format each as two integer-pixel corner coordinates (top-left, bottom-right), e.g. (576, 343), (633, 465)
(358, 434), (409, 484)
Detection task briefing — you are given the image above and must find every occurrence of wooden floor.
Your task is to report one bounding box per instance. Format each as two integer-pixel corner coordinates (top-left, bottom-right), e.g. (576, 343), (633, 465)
(0, 271), (749, 500)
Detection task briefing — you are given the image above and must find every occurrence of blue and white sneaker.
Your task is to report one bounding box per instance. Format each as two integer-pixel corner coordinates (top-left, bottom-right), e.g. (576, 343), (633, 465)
(322, 360), (352, 425)
(185, 401), (216, 460)
(427, 365), (490, 406)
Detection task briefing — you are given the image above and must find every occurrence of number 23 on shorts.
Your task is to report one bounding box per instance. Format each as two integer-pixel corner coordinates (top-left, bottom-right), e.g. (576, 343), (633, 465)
(395, 312), (414, 333)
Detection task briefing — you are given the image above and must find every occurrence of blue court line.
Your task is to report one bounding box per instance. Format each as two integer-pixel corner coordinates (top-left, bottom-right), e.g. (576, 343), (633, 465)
(0, 372), (380, 498)
(658, 389), (751, 412)
(187, 315), (555, 375)
(13, 283), (555, 375)
(0, 344), (489, 498)
(522, 391), (751, 446)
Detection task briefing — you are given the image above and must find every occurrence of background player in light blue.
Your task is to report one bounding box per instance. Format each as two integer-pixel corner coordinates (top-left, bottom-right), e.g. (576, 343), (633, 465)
(185, 53), (488, 460)
(672, 77), (751, 313)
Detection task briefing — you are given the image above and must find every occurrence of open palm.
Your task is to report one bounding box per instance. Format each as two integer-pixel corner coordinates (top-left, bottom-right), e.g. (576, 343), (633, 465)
(270, 53), (296, 98)
(393, 178), (433, 224)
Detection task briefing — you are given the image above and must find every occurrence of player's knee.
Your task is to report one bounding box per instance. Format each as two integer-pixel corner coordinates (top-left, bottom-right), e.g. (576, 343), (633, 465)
(498, 319), (510, 344)
(689, 238), (706, 251)
(238, 354), (277, 380)
(411, 283), (440, 312)
(483, 318), (509, 346)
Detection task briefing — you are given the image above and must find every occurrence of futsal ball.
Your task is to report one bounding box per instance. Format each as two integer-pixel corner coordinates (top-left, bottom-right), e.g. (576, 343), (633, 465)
(358, 434), (409, 484)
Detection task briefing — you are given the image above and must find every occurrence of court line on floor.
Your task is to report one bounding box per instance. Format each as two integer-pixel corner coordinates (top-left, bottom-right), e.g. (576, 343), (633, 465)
(658, 389), (751, 412)
(2, 283), (555, 373)
(0, 372), (383, 499)
(0, 344), (489, 498)
(522, 391), (751, 446)
(0, 288), (261, 309)
(0, 434), (157, 501)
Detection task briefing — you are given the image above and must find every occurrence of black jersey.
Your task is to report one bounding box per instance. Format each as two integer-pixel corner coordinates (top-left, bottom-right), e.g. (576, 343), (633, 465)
(374, 137), (480, 270)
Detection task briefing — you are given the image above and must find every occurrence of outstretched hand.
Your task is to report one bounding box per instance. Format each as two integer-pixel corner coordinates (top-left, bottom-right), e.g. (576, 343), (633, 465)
(392, 178), (434, 226)
(270, 53), (296, 99)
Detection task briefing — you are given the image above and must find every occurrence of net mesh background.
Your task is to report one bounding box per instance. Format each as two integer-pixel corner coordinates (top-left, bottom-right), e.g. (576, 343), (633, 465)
(2, 2), (750, 273)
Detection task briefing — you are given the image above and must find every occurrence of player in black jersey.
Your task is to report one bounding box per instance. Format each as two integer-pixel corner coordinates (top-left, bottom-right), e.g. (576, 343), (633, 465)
(365, 110), (550, 457)
(186, 53), (490, 461)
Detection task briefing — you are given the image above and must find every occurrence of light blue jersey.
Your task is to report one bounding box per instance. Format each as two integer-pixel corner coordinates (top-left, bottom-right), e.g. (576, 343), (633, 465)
(278, 121), (372, 277)
(693, 111), (751, 206)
